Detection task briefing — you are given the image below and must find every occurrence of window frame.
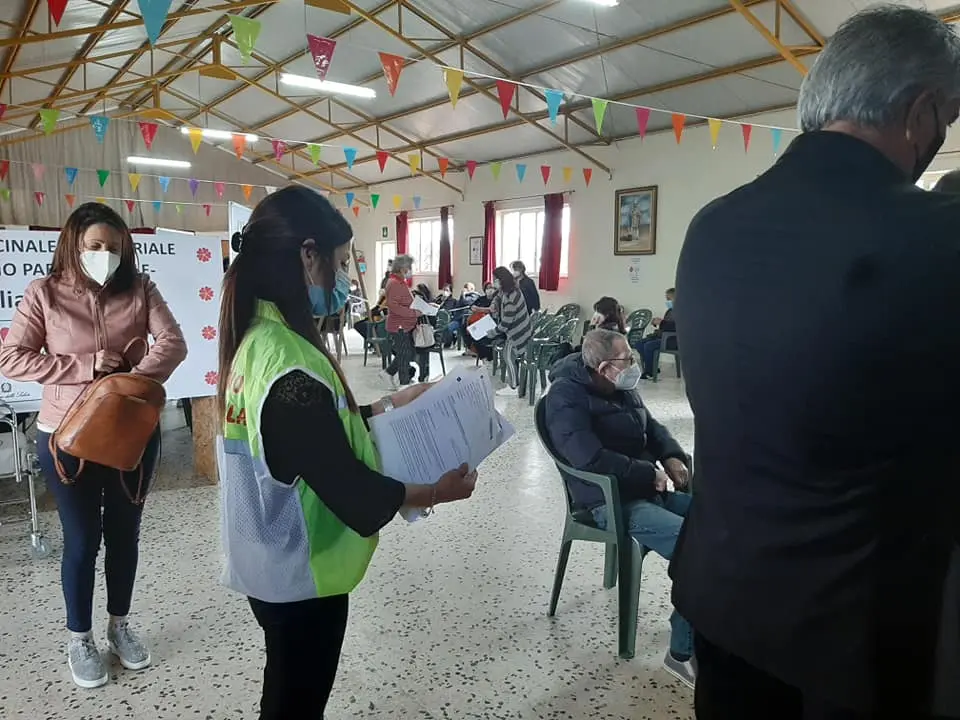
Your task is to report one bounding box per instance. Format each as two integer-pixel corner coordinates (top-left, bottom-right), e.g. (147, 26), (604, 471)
(495, 203), (570, 278)
(406, 214), (453, 274)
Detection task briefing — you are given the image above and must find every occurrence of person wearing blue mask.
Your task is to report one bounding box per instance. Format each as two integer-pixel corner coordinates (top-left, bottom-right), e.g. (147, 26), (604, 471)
(636, 287), (676, 380)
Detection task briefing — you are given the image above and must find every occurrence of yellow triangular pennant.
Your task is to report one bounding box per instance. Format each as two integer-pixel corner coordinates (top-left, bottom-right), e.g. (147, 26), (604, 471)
(392, 194), (402, 210)
(408, 154), (420, 175)
(445, 69), (464, 108)
(128, 173), (142, 192)
(708, 118), (722, 149)
(188, 128), (203, 154)
(562, 167), (573, 183)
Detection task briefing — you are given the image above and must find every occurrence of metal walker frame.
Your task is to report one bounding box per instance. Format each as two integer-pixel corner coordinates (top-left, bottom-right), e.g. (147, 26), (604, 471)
(0, 401), (51, 559)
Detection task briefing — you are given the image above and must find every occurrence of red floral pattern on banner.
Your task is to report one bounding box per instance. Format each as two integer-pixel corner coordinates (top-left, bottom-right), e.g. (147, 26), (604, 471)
(199, 286), (214, 301)
(196, 248), (212, 262)
(204, 371), (219, 386)
(201, 326), (217, 340)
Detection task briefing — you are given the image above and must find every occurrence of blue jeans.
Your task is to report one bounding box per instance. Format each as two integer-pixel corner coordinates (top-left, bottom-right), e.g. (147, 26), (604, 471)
(638, 338), (661, 375)
(592, 491), (694, 659)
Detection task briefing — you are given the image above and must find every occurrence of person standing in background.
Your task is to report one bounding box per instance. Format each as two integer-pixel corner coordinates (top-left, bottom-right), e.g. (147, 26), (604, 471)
(672, 7), (960, 718)
(489, 266), (533, 389)
(510, 260), (541, 313)
(0, 202), (187, 689)
(381, 254), (420, 388)
(379, 258), (393, 292)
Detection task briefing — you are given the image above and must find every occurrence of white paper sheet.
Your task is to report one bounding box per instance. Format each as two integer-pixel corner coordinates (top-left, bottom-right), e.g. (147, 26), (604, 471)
(467, 314), (497, 340)
(368, 368), (515, 522)
(411, 296), (439, 316)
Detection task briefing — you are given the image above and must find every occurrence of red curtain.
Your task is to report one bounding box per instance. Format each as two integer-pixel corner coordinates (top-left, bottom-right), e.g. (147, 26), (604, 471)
(482, 201), (496, 285)
(396, 211), (408, 255)
(438, 206), (452, 288)
(539, 193), (563, 291)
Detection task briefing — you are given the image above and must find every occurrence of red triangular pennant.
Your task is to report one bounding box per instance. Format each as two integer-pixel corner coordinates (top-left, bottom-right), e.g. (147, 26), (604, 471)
(34, 191), (45, 207)
(138, 121), (158, 150)
(49, 0), (69, 26)
(583, 167), (593, 187)
(378, 52), (405, 96)
(352, 205), (361, 218)
(0, 104), (7, 121)
(540, 165), (551, 184)
(0, 160), (8, 181)
(125, 199), (136, 212)
(307, 35), (337, 81)
(203, 204), (212, 217)
(466, 160), (478, 180)
(741, 124), (753, 152)
(635, 107), (650, 139)
(376, 150), (389, 173)
(64, 193), (75, 207)
(495, 80), (516, 119)
(438, 157), (449, 178)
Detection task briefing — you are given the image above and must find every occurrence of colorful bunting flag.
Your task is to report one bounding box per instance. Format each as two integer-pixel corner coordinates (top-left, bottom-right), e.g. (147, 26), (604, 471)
(490, 162), (502, 181)
(242, 184), (253, 201)
(352, 206), (361, 218)
(545, 89), (563, 125)
(343, 147), (357, 170)
(466, 160), (477, 180)
(583, 167), (593, 187)
(228, 14), (261, 64)
(153, 200), (162, 212)
(232, 134), (246, 158)
(34, 191), (44, 207)
(379, 53), (405, 96)
(38, 109), (59, 135)
(540, 165), (551, 185)
(562, 167), (573, 183)
(189, 178), (199, 196)
(308, 144), (322, 166)
(307, 35), (337, 81)
(214, 181), (225, 199)
(634, 107), (650, 139)
(176, 204), (182, 214)
(671, 113), (686, 144)
(771, 128), (783, 155)
(31, 163), (44, 182)
(203, 204), (212, 217)
(97, 169), (110, 187)
(90, 115), (110, 143)
(741, 123), (753, 152)
(345, 192), (355, 207)
(0, 160), (8, 181)
(49, 0), (69, 26)
(125, 199), (136, 212)
(129, 173), (142, 192)
(371, 193), (380, 209)
(438, 157), (449, 178)
(188, 128), (203, 154)
(445, 69), (464, 108)
(592, 98), (608, 135)
(65, 194), (76, 208)
(392, 195), (402, 210)
(413, 196), (422, 210)
(0, 105), (6, 121)
(516, 164), (527, 183)
(158, 176), (170, 193)
(408, 154), (420, 175)
(139, 121), (158, 150)
(496, 80), (516, 119)
(138, 0), (173, 46)
(64, 167), (77, 185)
(95, 197), (105, 204)
(708, 118), (722, 149)
(265, 185), (277, 194)
(0, 188), (10, 201)
(272, 139), (287, 161)
(376, 150), (389, 173)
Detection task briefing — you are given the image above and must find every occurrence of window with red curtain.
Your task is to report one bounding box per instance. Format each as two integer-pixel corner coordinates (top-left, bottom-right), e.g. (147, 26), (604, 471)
(482, 201), (496, 285)
(538, 193), (564, 291)
(437, 206), (452, 288)
(395, 211), (409, 255)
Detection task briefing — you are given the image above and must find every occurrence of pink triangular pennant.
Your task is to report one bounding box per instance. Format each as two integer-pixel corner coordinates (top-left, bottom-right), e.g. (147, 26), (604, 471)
(138, 121), (158, 150)
(741, 124), (753, 152)
(376, 150), (389, 173)
(34, 191), (45, 207)
(379, 52), (405, 96)
(307, 35), (337, 81)
(635, 107), (650, 139)
(495, 80), (516, 119)
(214, 182), (225, 199)
(466, 160), (477, 180)
(125, 199), (136, 212)
(31, 163), (45, 182)
(583, 167), (593, 187)
(272, 139), (286, 161)
(540, 165), (551, 184)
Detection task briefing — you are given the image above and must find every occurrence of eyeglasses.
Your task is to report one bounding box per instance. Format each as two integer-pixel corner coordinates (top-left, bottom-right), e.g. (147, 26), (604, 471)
(605, 355), (635, 366)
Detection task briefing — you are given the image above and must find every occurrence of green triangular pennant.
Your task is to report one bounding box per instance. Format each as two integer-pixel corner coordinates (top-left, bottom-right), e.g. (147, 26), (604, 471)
(96, 169), (110, 187)
(38, 108), (60, 135)
(308, 144), (322, 166)
(371, 193), (380, 209)
(0, 188), (9, 201)
(592, 98), (608, 134)
(490, 162), (502, 180)
(227, 14), (262, 64)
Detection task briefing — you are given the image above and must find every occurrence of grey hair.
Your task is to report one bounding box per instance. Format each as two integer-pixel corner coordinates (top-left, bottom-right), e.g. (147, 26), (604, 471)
(581, 329), (626, 370)
(797, 5), (960, 132)
(392, 254), (414, 273)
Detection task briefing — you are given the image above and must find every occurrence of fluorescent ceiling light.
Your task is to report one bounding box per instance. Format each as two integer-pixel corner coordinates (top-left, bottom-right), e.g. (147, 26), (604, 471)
(583, 0), (618, 5)
(179, 127), (258, 142)
(127, 156), (192, 169)
(280, 73), (377, 99)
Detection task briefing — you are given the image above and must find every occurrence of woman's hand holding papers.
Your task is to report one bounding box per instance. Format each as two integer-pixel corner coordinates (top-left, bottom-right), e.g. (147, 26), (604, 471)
(403, 463), (478, 511)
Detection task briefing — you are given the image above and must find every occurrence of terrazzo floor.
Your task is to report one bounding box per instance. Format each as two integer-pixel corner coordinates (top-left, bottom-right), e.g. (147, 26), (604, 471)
(0, 337), (694, 719)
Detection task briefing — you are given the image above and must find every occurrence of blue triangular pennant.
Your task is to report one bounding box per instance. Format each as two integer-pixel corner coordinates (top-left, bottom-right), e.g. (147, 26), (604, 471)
(343, 147), (357, 170)
(545, 89), (563, 125)
(413, 195), (422, 210)
(516, 164), (527, 183)
(64, 167), (78, 186)
(137, 0), (174, 46)
(89, 115), (110, 143)
(153, 200), (162, 211)
(345, 192), (355, 207)
(771, 128), (783, 155)
(158, 176), (170, 193)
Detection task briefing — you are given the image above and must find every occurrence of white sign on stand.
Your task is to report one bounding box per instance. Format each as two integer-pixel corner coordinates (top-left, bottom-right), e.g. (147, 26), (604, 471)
(228, 201), (252, 265)
(0, 229), (224, 410)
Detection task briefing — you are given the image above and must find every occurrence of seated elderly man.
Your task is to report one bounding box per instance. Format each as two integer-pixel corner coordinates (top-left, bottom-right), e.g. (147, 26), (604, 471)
(546, 328), (696, 687)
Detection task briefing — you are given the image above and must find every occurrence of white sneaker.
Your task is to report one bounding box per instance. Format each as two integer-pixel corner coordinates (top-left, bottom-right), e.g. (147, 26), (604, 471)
(67, 635), (108, 689)
(107, 621), (151, 671)
(379, 370), (398, 390)
(662, 649), (696, 689)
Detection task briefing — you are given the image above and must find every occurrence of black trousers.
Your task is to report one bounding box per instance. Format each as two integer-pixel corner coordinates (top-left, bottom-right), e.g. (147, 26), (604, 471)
(248, 595), (349, 720)
(695, 633), (950, 720)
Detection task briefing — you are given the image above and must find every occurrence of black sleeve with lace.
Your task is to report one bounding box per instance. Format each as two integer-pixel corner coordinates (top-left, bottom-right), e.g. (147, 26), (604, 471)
(260, 370), (405, 538)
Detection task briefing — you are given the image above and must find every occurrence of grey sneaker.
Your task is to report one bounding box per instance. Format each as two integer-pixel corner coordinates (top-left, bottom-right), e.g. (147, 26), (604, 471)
(107, 622), (152, 671)
(67, 635), (108, 689)
(662, 650), (696, 689)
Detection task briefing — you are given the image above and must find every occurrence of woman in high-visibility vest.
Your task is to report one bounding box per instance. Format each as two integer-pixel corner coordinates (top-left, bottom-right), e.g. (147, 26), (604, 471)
(216, 186), (478, 719)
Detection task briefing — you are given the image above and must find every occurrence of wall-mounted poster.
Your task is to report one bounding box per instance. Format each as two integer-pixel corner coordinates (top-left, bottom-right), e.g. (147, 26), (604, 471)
(468, 235), (483, 266)
(614, 186), (658, 256)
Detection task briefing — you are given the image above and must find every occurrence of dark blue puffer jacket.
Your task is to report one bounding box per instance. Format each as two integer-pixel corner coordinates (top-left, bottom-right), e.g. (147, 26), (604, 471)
(545, 353), (686, 508)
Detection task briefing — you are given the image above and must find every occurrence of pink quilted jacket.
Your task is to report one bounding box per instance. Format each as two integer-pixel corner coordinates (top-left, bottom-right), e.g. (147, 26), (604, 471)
(0, 273), (187, 429)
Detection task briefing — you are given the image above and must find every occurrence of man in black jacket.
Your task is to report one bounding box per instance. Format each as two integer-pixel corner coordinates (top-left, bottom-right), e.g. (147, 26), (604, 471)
(546, 329), (695, 687)
(510, 260), (541, 313)
(672, 6), (960, 719)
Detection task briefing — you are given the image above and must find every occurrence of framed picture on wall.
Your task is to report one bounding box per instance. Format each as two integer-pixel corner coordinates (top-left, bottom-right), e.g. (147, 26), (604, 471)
(468, 235), (483, 266)
(614, 185), (658, 256)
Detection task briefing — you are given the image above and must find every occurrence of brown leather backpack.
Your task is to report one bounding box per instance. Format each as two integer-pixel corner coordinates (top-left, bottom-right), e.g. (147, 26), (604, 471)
(50, 337), (166, 503)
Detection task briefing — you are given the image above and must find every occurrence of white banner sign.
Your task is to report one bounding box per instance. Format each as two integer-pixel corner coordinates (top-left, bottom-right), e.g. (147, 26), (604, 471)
(0, 229), (223, 410)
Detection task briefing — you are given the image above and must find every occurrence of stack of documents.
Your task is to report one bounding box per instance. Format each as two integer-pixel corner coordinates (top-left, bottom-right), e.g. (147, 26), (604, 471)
(368, 368), (515, 522)
(410, 296), (439, 317)
(467, 314), (497, 340)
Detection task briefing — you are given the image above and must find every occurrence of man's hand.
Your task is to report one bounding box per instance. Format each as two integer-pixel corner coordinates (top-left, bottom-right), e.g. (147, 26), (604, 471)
(652, 317), (662, 328)
(654, 469), (670, 493)
(663, 457), (690, 491)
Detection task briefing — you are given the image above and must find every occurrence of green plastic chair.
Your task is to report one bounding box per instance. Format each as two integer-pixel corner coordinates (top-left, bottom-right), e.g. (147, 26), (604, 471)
(519, 318), (578, 405)
(651, 331), (681, 383)
(626, 309), (653, 335)
(364, 319), (391, 370)
(557, 303), (581, 320)
(533, 397), (650, 659)
(427, 310), (450, 376)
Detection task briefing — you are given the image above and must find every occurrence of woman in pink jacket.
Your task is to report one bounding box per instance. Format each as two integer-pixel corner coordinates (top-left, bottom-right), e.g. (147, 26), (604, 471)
(0, 203), (186, 689)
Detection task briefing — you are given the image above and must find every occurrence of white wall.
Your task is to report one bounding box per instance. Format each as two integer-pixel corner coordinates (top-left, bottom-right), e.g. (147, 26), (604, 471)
(349, 109), (796, 317)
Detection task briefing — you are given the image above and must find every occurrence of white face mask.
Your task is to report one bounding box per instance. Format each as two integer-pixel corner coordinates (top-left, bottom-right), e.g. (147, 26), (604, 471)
(80, 250), (121, 286)
(591, 312), (605, 327)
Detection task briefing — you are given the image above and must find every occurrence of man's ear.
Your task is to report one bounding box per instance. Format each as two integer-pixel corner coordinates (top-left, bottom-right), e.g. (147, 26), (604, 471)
(904, 90), (936, 144)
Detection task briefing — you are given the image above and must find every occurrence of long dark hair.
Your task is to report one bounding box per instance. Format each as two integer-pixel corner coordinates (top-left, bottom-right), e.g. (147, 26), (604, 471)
(594, 296), (625, 333)
(51, 202), (138, 294)
(492, 266), (517, 294)
(217, 186), (357, 414)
